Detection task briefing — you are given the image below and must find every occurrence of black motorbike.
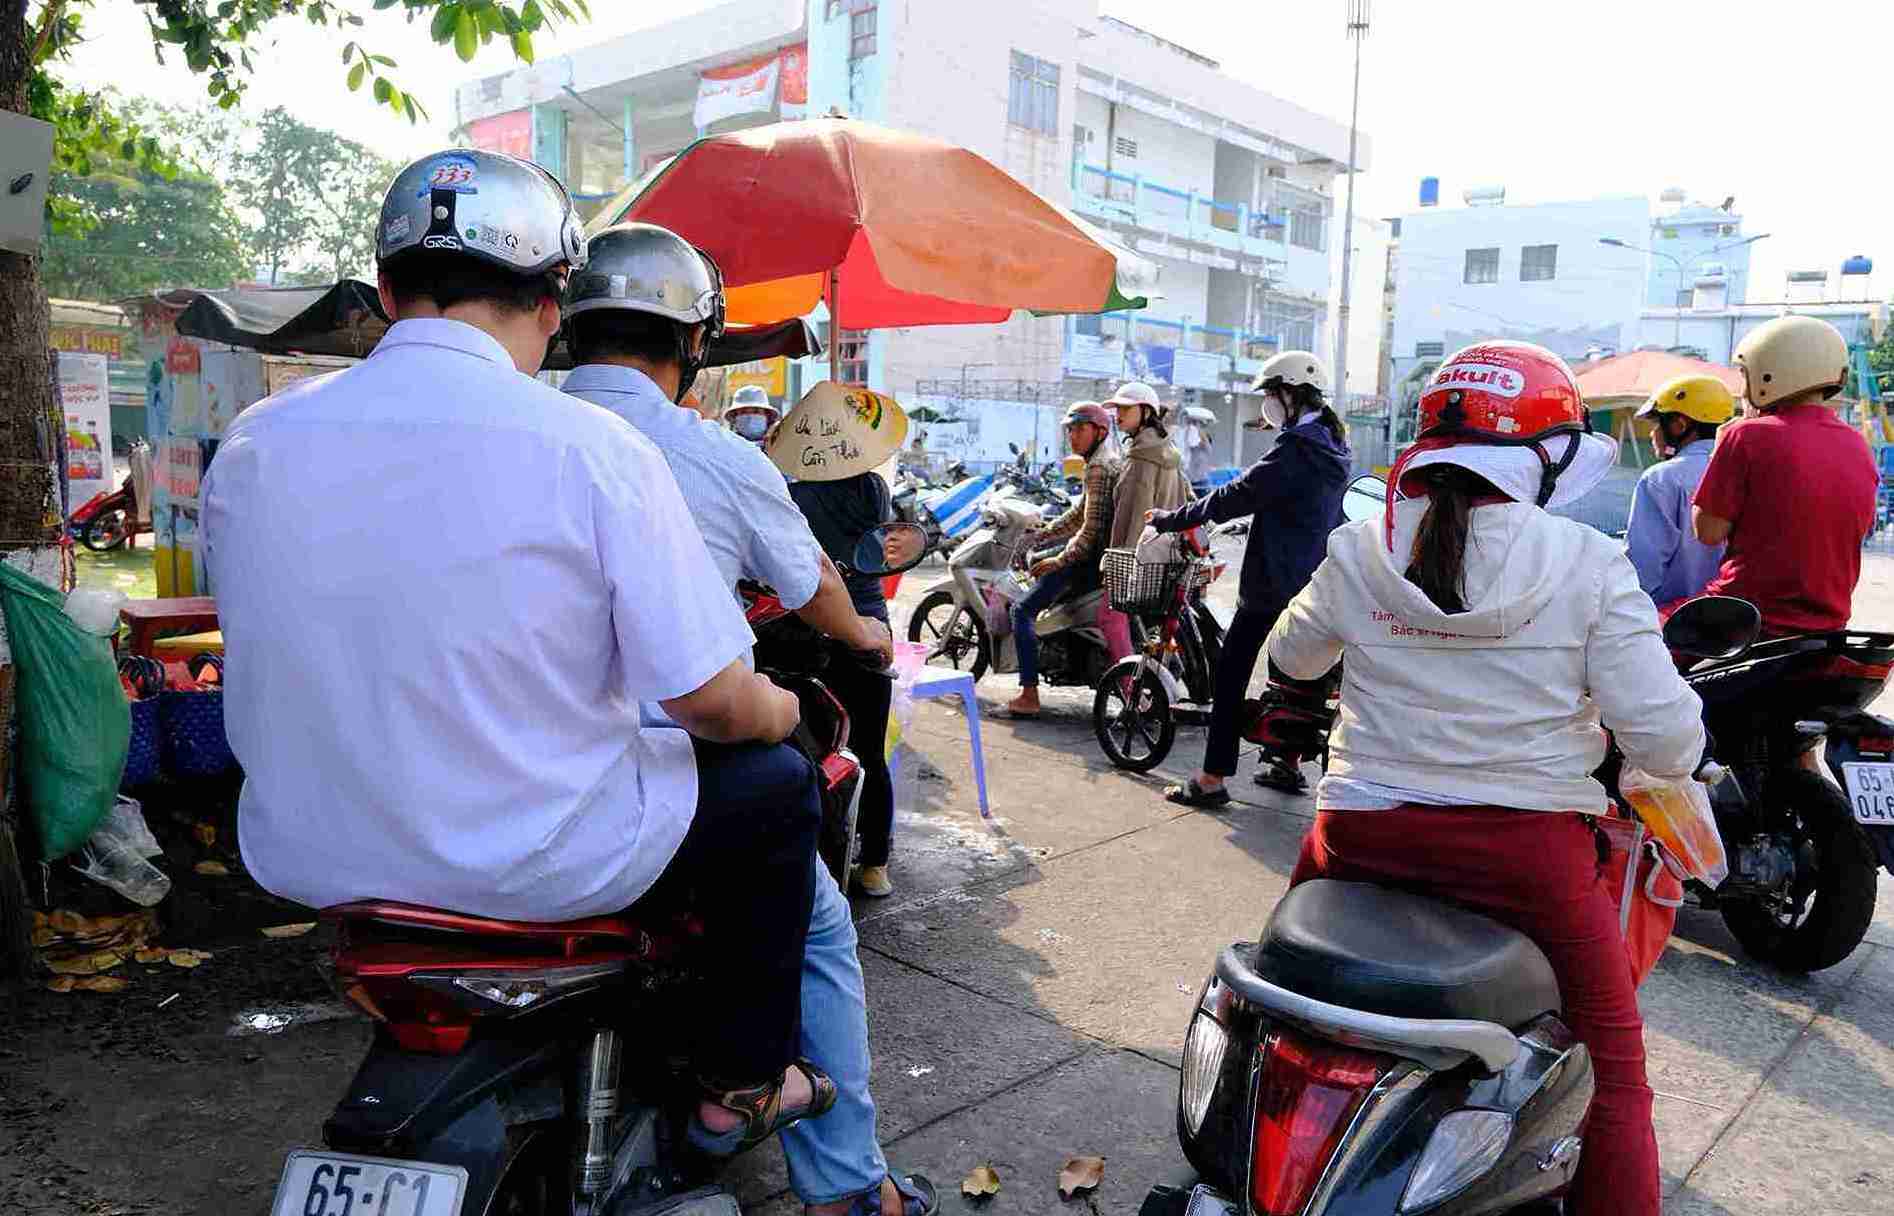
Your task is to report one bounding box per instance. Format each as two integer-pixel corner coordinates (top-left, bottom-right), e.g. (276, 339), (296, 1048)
(1641, 595), (1894, 973)
(268, 526), (927, 1216)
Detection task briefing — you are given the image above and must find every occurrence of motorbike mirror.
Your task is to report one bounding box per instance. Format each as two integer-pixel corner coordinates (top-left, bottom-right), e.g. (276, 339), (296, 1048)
(1342, 473), (1387, 524)
(1008, 443), (1020, 455)
(850, 522), (929, 577)
(1662, 596), (1761, 660)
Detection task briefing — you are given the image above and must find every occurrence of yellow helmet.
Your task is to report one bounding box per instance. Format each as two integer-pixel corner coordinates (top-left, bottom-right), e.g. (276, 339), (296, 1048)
(1635, 373), (1736, 425)
(1733, 314), (1848, 409)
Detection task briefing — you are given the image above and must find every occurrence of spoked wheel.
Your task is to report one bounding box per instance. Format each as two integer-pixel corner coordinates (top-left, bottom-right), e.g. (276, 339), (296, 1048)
(907, 589), (990, 680)
(1720, 771), (1878, 973)
(80, 508), (131, 551)
(1094, 659), (1175, 772)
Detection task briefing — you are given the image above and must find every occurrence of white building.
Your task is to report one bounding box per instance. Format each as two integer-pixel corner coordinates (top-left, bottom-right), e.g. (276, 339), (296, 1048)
(452, 0), (1368, 470)
(1386, 191), (1652, 403)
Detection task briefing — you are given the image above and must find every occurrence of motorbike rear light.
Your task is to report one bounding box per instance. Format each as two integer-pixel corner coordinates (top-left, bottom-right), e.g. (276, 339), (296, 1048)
(1248, 1029), (1390, 1216)
(1180, 1012), (1229, 1139)
(343, 978), (473, 1055)
(1800, 655), (1893, 684)
(1399, 1110), (1514, 1212)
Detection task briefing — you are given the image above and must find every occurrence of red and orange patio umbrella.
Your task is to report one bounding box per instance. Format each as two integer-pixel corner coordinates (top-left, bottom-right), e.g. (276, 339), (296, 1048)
(586, 118), (1153, 371)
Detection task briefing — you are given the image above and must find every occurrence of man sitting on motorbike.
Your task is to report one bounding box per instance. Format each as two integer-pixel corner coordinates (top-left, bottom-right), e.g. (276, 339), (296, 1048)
(560, 223), (931, 1216)
(1692, 314), (1878, 635)
(1005, 400), (1118, 718)
(202, 152), (931, 1216)
(1266, 341), (1705, 1216)
(1626, 373), (1734, 608)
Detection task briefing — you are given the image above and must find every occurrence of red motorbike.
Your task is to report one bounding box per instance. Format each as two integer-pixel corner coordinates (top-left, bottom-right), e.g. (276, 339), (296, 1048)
(269, 522), (926, 1216)
(69, 475), (146, 551)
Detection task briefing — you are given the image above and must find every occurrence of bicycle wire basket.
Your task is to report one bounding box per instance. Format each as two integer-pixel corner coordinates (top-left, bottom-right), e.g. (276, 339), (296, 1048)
(1103, 548), (1202, 614)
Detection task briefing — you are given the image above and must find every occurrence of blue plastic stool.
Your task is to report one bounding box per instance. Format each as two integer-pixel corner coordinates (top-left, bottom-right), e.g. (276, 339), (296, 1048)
(905, 669), (991, 818)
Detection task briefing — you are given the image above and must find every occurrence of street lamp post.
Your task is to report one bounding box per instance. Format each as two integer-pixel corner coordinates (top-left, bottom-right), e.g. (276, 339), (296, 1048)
(1333, 0), (1369, 406)
(1600, 233), (1771, 353)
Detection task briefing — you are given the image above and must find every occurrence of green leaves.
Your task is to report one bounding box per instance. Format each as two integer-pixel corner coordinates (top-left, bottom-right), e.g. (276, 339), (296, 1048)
(453, 8), (477, 61)
(346, 60), (366, 91)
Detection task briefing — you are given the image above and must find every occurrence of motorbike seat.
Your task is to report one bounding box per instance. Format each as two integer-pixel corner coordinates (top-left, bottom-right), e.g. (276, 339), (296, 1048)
(1254, 881), (1561, 1029)
(323, 900), (694, 970)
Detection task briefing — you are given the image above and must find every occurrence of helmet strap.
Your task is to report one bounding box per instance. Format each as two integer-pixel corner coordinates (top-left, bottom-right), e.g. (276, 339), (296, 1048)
(1532, 435), (1581, 507)
(674, 322), (706, 405)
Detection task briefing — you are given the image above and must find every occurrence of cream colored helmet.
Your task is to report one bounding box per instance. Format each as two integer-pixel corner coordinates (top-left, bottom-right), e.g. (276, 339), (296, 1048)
(1252, 349), (1328, 394)
(1733, 315), (1849, 410)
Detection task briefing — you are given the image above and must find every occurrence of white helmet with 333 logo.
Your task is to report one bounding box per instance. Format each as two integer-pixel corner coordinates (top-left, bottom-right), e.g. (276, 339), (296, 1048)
(377, 148), (586, 278)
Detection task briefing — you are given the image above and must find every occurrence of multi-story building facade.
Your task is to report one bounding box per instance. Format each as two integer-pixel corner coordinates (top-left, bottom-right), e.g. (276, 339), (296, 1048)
(451, 0), (1368, 470)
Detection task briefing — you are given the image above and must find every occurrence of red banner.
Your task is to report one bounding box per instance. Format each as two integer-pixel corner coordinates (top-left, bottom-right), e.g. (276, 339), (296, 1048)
(468, 109), (532, 161)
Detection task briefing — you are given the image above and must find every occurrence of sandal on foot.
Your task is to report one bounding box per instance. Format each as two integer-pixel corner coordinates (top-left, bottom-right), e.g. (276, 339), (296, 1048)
(686, 1060), (838, 1156)
(1253, 763), (1309, 794)
(847, 1171), (939, 1216)
(1164, 779), (1230, 809)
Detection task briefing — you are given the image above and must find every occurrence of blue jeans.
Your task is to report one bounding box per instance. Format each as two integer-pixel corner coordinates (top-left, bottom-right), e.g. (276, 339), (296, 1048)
(1013, 566), (1076, 688)
(779, 861), (888, 1203)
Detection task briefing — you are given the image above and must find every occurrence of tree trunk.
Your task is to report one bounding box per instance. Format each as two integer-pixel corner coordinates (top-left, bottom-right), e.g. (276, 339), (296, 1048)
(0, 0), (57, 981)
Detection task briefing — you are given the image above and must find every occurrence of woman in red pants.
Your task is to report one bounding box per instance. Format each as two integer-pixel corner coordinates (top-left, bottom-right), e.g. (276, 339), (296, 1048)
(1264, 341), (1706, 1216)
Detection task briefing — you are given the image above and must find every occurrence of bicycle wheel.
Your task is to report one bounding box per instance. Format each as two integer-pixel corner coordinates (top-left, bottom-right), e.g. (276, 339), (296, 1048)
(1093, 659), (1175, 772)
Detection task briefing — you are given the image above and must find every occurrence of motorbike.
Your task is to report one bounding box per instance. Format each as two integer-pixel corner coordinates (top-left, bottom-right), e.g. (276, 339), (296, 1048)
(69, 473), (145, 551)
(1626, 594), (1894, 973)
(906, 491), (1223, 701)
(270, 525), (927, 1216)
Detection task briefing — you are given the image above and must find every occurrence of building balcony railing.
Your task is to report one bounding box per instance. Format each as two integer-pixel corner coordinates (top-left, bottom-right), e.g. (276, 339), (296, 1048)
(1069, 313), (1304, 380)
(1071, 163), (1330, 263)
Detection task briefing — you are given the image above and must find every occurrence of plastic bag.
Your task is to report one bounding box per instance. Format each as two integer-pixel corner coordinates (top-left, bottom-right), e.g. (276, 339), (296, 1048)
(63, 587), (128, 636)
(0, 562), (130, 860)
(1618, 765), (1729, 888)
(1597, 815), (1684, 986)
(73, 798), (171, 907)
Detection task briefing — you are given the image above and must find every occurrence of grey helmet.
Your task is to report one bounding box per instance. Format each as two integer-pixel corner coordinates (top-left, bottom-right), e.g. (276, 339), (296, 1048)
(377, 148), (586, 278)
(564, 222), (727, 403)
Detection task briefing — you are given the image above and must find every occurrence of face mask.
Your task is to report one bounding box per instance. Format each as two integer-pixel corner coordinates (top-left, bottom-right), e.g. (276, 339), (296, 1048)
(730, 412), (771, 441)
(1260, 388), (1289, 430)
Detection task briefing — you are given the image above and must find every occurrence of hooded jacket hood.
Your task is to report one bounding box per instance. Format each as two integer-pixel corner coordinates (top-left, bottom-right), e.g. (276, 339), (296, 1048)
(1125, 427), (1182, 468)
(1356, 498), (1571, 640)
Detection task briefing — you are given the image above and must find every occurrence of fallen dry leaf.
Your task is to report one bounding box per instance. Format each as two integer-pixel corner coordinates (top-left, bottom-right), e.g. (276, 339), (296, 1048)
(45, 976), (76, 993)
(193, 822), (217, 847)
(962, 1165), (1002, 1198)
(261, 923), (316, 939)
(166, 949), (213, 969)
(1058, 1156), (1106, 1199)
(135, 947), (170, 964)
(46, 949), (124, 976)
(194, 860), (230, 877)
(74, 976), (130, 993)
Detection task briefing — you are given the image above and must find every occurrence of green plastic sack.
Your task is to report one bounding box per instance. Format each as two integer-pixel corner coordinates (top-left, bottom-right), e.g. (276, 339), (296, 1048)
(0, 563), (130, 860)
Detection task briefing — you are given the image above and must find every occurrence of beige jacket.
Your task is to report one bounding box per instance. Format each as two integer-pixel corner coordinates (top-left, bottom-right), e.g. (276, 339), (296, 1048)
(1108, 429), (1191, 556)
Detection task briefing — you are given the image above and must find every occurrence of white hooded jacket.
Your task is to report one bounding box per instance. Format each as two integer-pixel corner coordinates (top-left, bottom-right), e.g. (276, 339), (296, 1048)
(1267, 498), (1705, 813)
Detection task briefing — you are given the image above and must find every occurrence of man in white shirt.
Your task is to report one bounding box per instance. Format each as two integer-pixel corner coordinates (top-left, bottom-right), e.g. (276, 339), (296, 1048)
(200, 150), (843, 1164)
(560, 223), (934, 1216)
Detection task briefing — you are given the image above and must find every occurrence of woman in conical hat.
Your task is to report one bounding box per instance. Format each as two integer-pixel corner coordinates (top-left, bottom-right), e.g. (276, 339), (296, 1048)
(777, 382), (915, 899)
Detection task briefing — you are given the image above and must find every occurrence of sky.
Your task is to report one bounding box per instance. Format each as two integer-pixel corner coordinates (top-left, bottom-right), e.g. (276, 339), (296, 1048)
(60, 0), (1894, 298)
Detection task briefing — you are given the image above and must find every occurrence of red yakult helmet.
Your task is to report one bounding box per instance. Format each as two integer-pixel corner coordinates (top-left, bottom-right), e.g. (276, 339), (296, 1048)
(1417, 340), (1586, 442)
(1395, 341), (1592, 510)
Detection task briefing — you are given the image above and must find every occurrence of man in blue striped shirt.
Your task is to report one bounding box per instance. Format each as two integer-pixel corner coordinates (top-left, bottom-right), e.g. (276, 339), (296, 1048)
(1625, 374), (1735, 607)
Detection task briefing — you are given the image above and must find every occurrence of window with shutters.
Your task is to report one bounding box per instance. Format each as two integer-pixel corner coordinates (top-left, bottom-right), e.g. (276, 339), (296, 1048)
(850, 6), (877, 59)
(1464, 247), (1500, 284)
(1007, 51), (1060, 135)
(1520, 244), (1558, 282)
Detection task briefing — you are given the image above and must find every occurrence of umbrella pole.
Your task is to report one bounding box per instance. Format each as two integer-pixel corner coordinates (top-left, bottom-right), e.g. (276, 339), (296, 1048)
(829, 268), (841, 383)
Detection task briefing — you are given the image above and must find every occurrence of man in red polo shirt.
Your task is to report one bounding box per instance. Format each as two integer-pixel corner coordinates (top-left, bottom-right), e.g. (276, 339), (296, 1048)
(1692, 315), (1878, 634)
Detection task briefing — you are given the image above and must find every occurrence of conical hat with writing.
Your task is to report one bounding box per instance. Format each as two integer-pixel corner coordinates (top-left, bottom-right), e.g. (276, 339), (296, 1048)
(768, 382), (910, 482)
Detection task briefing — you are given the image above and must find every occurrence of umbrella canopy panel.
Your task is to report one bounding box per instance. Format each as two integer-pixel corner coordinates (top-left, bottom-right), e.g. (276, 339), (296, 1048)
(612, 118), (1151, 328)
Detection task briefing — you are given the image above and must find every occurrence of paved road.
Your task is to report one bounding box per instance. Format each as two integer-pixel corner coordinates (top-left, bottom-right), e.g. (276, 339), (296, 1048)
(3, 548), (1891, 1215)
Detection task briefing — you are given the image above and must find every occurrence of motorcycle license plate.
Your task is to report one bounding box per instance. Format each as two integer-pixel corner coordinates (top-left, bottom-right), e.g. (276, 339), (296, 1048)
(1840, 762), (1894, 825)
(270, 1150), (466, 1216)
